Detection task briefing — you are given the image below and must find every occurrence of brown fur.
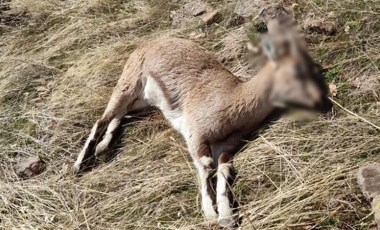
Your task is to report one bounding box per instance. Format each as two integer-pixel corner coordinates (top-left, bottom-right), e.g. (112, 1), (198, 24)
(74, 23), (328, 227)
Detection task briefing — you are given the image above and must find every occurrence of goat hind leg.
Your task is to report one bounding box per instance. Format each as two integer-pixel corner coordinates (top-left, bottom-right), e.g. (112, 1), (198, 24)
(73, 87), (143, 174)
(94, 98), (149, 156)
(73, 115), (114, 174)
(94, 117), (122, 156)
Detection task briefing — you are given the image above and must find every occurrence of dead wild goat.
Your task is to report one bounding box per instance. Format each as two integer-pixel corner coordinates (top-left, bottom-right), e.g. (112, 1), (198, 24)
(74, 20), (330, 227)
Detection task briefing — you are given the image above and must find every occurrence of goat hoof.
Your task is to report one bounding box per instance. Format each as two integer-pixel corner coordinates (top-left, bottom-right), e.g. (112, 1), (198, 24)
(218, 218), (237, 228)
(72, 164), (83, 176)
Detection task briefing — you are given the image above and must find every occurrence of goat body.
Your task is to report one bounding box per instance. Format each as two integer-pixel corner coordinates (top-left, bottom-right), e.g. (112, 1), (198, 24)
(74, 29), (327, 227)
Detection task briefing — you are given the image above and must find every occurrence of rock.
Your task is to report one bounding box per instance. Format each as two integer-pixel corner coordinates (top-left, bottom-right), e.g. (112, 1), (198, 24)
(259, 3), (292, 25)
(318, 21), (337, 35)
(234, 0), (291, 24)
(235, 1), (292, 33)
(328, 82), (338, 97)
(14, 155), (46, 179)
(170, 1), (222, 27)
(202, 10), (221, 25)
(358, 163), (380, 228)
(171, 0), (208, 26)
(358, 163), (380, 199)
(305, 20), (337, 35)
(188, 2), (207, 16)
(234, 0), (278, 18)
(228, 14), (245, 27)
(234, 0), (263, 18)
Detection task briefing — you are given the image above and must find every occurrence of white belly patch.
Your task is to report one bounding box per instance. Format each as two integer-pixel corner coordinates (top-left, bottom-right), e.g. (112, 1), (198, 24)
(143, 75), (183, 133)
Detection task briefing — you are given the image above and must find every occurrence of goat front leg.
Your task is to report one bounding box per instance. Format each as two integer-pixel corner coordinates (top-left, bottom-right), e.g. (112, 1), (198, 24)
(216, 152), (236, 227)
(188, 140), (218, 221)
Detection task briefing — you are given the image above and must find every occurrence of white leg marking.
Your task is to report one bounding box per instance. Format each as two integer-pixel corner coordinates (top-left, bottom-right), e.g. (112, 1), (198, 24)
(95, 118), (120, 156)
(217, 163), (234, 226)
(194, 156), (218, 220)
(74, 123), (98, 171)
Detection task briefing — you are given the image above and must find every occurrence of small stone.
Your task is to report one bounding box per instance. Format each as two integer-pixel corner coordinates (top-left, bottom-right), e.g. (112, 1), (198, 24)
(345, 25), (350, 34)
(234, 0), (263, 18)
(234, 0), (255, 18)
(350, 77), (361, 88)
(202, 10), (221, 25)
(14, 155), (46, 179)
(169, 11), (176, 20)
(190, 5), (207, 17)
(305, 20), (337, 35)
(319, 21), (337, 35)
(328, 83), (338, 97)
(259, 3), (292, 24)
(358, 163), (380, 199)
(171, 0), (208, 26)
(228, 14), (245, 27)
(369, 224), (378, 230)
(358, 163), (380, 228)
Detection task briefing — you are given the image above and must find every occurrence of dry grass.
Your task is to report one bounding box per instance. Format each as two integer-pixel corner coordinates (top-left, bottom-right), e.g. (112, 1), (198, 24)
(1, 0), (380, 229)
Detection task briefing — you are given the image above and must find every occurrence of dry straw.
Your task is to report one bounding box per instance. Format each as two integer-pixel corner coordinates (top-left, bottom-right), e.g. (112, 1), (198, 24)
(1, 0), (379, 229)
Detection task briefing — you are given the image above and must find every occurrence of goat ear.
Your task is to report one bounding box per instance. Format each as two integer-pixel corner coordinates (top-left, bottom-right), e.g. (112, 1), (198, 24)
(261, 36), (278, 61)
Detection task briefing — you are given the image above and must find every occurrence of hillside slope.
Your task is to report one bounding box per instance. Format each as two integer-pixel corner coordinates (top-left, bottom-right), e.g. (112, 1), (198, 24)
(1, 0), (380, 229)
